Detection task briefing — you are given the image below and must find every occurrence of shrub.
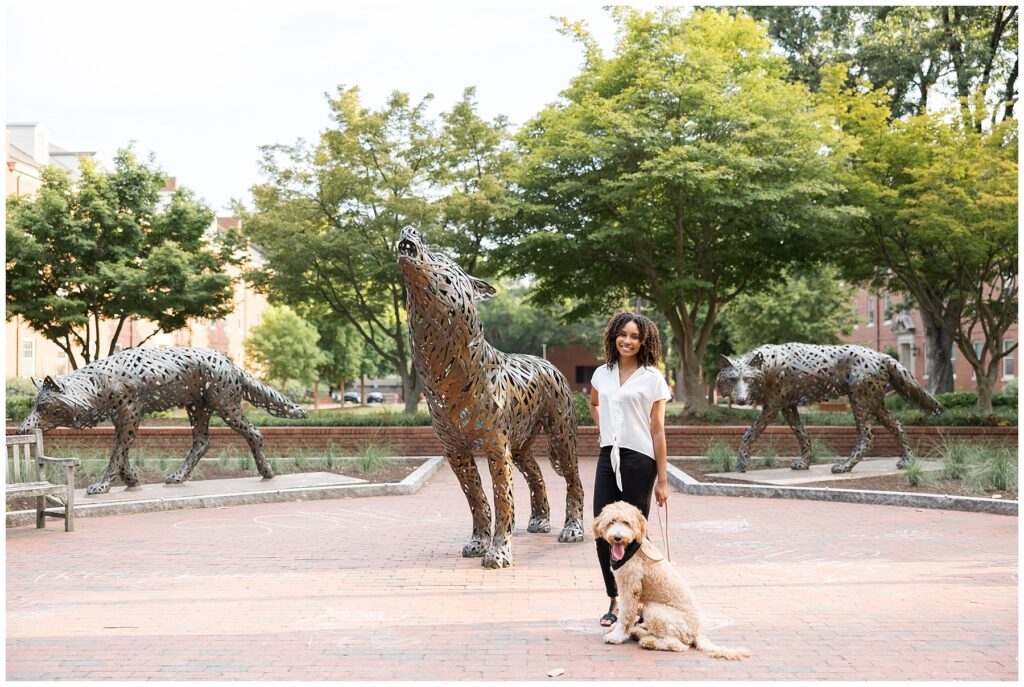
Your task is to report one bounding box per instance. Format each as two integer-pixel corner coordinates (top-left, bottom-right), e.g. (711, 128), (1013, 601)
(964, 447), (1017, 494)
(935, 391), (978, 408)
(704, 439), (736, 472)
(356, 443), (391, 473)
(902, 459), (935, 488)
(573, 393), (593, 424)
(282, 380), (308, 404)
(760, 446), (778, 468)
(933, 440), (972, 480)
(6, 376), (38, 421)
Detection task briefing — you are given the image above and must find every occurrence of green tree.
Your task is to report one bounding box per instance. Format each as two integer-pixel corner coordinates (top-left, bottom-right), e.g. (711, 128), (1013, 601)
(498, 8), (848, 412)
(433, 87), (517, 277)
(476, 280), (605, 356)
(823, 66), (1018, 411)
(243, 305), (325, 389)
(242, 89), (440, 414)
(722, 265), (857, 354)
(6, 149), (240, 369)
(748, 6), (1018, 123)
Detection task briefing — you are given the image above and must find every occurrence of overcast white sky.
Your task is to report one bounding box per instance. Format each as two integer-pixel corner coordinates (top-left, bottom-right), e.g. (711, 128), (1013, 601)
(6, 0), (634, 214)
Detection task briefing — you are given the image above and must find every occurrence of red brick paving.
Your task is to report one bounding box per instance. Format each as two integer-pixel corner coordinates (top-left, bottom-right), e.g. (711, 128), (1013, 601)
(6, 457), (1018, 680)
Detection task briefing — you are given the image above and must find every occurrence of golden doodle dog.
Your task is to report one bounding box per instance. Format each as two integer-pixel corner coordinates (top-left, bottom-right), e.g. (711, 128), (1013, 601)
(592, 501), (750, 659)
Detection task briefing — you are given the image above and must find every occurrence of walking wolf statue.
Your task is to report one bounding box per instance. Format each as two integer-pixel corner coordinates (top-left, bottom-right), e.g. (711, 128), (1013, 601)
(398, 226), (585, 569)
(18, 347), (307, 494)
(715, 343), (943, 474)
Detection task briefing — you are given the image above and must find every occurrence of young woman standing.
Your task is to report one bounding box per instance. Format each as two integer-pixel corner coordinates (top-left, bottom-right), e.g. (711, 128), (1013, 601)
(589, 312), (672, 627)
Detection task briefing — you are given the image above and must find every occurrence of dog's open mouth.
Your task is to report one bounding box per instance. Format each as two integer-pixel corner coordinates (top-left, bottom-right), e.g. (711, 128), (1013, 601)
(611, 542), (626, 561)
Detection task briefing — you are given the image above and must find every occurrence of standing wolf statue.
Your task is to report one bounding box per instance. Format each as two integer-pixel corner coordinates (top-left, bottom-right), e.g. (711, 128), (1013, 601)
(18, 347), (307, 494)
(715, 343), (943, 474)
(398, 226), (585, 569)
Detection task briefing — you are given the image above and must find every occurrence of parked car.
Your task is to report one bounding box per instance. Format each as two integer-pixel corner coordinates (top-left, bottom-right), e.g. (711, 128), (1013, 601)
(343, 391), (359, 404)
(366, 392), (385, 404)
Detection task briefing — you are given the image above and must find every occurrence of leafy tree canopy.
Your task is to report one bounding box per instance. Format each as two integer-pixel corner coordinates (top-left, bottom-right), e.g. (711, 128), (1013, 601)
(243, 305), (326, 388)
(6, 148), (241, 369)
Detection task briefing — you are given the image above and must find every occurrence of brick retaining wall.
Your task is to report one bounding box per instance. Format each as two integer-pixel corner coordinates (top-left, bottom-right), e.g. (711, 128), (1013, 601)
(13, 424), (1016, 458)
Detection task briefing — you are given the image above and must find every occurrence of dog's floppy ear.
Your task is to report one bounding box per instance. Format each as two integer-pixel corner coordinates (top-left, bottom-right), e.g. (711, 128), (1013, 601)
(634, 506), (648, 544)
(591, 509), (607, 540)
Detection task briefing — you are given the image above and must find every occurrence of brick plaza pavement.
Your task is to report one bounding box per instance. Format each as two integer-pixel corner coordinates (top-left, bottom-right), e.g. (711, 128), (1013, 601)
(6, 457), (1018, 681)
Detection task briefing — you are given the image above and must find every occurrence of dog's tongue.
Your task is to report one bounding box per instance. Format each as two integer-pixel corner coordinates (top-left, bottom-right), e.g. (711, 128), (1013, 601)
(611, 542), (626, 561)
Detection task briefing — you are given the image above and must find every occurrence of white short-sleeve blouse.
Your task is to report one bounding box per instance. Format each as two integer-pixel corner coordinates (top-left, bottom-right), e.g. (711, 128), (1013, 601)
(591, 363), (672, 469)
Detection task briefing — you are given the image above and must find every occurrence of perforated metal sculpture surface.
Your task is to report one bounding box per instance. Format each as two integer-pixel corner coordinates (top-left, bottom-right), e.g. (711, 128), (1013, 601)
(715, 343), (943, 474)
(398, 227), (585, 569)
(17, 347), (307, 494)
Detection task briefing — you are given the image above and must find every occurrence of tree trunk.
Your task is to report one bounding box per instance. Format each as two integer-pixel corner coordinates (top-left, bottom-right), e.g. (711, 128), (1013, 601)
(359, 374), (366, 406)
(313, 379), (320, 410)
(920, 308), (955, 394)
(976, 367), (996, 412)
(400, 365), (421, 414)
(681, 347), (709, 413)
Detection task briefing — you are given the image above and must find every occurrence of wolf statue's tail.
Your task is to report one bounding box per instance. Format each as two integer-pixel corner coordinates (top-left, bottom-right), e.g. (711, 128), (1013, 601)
(883, 357), (943, 415)
(242, 373), (308, 418)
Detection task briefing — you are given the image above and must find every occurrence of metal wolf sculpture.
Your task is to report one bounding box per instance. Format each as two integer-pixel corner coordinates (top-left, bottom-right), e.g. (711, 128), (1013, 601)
(715, 343), (943, 474)
(398, 226), (585, 569)
(17, 347), (307, 494)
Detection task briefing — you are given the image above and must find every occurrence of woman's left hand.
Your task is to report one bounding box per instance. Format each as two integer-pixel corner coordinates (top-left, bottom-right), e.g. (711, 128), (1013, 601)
(654, 479), (669, 506)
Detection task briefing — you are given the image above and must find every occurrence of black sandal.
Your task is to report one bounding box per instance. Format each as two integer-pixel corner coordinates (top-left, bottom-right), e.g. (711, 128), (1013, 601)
(599, 598), (618, 627)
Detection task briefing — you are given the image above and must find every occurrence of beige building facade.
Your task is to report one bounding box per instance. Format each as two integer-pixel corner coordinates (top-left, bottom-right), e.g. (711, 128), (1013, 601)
(6, 123), (270, 381)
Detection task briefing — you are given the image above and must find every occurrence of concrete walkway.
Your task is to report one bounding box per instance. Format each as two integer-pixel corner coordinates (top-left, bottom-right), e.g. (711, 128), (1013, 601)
(706, 456), (944, 486)
(6, 457), (1017, 681)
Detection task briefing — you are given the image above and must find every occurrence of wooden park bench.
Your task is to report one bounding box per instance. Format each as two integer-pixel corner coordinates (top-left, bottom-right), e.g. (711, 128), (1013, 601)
(5, 430), (79, 531)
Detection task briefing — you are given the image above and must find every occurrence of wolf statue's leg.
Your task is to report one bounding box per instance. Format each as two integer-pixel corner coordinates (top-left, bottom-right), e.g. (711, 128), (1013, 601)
(445, 446), (492, 557)
(483, 435), (515, 569)
(782, 405), (812, 470)
(737, 406), (775, 472)
(166, 403), (212, 484)
(876, 407), (915, 468)
(219, 406), (273, 479)
(832, 391), (875, 473)
(510, 442), (551, 534)
(543, 412), (585, 543)
(88, 412), (142, 494)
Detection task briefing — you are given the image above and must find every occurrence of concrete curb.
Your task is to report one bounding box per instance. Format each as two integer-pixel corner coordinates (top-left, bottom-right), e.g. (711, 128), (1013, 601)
(665, 462), (1018, 516)
(6, 456), (446, 527)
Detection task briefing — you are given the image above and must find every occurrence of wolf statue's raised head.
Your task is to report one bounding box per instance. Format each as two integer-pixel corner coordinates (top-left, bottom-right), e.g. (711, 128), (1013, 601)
(397, 226), (496, 340)
(715, 352), (767, 407)
(18, 375), (95, 433)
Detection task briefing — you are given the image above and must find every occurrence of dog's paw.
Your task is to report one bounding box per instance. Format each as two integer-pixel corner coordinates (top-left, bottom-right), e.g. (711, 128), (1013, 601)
(790, 460), (810, 470)
(830, 463), (853, 474)
(896, 456), (912, 469)
(461, 535), (489, 558)
(558, 523), (585, 543)
(164, 472), (185, 485)
(603, 629), (629, 644)
(527, 515), (551, 534)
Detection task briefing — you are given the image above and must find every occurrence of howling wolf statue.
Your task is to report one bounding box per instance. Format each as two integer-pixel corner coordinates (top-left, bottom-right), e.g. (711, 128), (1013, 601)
(716, 343), (943, 474)
(18, 347), (307, 494)
(398, 226), (585, 569)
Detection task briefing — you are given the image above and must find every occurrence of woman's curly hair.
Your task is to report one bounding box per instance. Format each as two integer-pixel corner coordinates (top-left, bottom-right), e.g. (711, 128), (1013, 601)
(602, 312), (663, 369)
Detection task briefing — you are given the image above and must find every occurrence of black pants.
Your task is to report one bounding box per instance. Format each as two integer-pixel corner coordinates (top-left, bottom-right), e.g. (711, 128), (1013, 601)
(593, 445), (658, 598)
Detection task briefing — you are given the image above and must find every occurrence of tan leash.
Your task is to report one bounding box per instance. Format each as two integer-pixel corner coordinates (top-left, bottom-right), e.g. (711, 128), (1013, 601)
(655, 501), (671, 562)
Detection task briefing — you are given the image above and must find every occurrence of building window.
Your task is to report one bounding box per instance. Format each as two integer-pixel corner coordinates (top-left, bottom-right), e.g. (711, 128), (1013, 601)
(883, 293), (892, 322)
(923, 344), (930, 378)
(575, 365), (600, 384)
(1004, 340), (1015, 379)
(950, 344), (956, 380)
(972, 341), (983, 380)
(866, 296), (875, 325)
(21, 338), (35, 360)
(55, 348), (68, 376)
